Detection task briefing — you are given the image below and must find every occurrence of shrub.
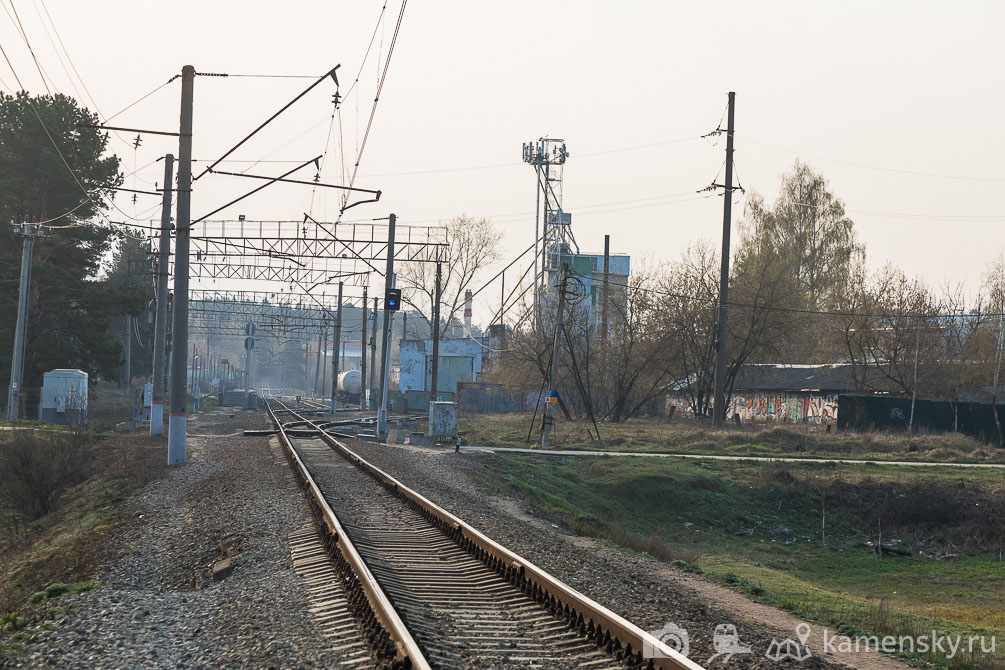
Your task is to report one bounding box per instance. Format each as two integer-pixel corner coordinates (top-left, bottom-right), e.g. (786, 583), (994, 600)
(43, 583), (69, 598)
(0, 429), (92, 522)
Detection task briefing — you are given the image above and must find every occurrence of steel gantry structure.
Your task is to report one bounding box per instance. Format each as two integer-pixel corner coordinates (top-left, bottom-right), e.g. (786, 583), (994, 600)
(131, 219), (447, 284)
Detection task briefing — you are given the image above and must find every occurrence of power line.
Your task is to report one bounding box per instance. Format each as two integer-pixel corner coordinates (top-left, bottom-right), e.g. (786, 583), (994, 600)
(340, 0), (407, 216)
(584, 272), (1002, 321)
(4, 0), (52, 95)
(738, 135), (1005, 183)
(105, 75), (178, 122)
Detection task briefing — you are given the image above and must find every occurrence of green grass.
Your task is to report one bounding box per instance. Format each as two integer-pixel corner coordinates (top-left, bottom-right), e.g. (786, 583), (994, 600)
(460, 413), (1005, 465)
(477, 453), (1005, 669)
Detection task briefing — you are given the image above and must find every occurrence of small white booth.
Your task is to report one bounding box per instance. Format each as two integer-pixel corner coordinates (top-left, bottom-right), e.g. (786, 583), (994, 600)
(41, 369), (88, 425)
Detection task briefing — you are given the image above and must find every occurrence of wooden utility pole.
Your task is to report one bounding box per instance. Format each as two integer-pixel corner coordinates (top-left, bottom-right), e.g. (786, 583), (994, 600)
(600, 235), (610, 413)
(712, 91), (736, 427)
(168, 65), (194, 465)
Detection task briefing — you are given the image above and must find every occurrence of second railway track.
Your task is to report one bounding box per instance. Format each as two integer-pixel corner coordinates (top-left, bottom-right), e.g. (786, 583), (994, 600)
(268, 396), (700, 670)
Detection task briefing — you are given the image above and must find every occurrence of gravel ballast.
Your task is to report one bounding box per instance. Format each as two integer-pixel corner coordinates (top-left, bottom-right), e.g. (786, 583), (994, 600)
(343, 438), (850, 669)
(4, 411), (348, 669)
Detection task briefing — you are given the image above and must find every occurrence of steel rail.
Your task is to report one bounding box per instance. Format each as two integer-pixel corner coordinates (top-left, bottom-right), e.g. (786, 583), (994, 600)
(274, 399), (704, 670)
(266, 401), (431, 670)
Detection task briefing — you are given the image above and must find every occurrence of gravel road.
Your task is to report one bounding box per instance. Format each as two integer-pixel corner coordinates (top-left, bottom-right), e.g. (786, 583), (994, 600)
(3, 410), (348, 669)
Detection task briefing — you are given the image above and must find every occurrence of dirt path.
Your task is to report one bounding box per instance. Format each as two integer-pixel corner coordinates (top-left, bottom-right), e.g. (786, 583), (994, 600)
(491, 497), (909, 668)
(666, 570), (914, 670)
(462, 444), (1005, 469)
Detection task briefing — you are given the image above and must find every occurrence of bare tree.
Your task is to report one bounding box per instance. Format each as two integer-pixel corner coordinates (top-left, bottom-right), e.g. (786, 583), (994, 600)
(656, 242), (719, 417)
(981, 254), (1005, 447)
(858, 266), (943, 399)
(656, 237), (800, 418)
(398, 216), (502, 337)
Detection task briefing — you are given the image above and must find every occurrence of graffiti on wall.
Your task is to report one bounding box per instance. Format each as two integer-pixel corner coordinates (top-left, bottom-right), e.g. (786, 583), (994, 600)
(730, 392), (838, 424)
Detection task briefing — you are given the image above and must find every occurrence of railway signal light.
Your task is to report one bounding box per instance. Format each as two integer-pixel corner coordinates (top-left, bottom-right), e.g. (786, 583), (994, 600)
(385, 288), (401, 311)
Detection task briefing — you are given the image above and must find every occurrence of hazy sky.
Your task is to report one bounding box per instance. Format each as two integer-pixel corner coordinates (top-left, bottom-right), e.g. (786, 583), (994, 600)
(4, 1), (1004, 323)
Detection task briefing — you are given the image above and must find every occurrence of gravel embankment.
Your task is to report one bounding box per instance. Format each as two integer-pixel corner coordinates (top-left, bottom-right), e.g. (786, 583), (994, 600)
(344, 439), (849, 669)
(4, 410), (348, 669)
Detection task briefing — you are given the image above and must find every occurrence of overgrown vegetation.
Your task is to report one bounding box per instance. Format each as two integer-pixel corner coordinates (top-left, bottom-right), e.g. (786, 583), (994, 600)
(0, 429), (92, 531)
(477, 453), (1005, 669)
(0, 430), (169, 653)
(460, 412), (1005, 464)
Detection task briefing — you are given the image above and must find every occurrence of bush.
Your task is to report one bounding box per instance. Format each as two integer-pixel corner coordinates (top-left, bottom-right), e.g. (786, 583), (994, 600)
(0, 429), (92, 522)
(43, 583), (69, 598)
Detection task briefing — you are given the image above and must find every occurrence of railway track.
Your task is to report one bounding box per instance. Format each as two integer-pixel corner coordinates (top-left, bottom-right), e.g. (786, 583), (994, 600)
(267, 396), (701, 670)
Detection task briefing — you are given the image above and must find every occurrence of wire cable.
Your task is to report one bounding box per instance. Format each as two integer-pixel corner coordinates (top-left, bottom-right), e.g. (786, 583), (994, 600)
(737, 135), (1005, 183)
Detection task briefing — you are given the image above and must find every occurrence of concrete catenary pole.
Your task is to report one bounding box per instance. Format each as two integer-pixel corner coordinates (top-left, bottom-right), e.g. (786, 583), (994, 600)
(369, 296), (378, 412)
(430, 261), (441, 403)
(360, 286), (368, 409)
(377, 213), (397, 438)
(7, 223), (42, 423)
(123, 315), (132, 397)
(712, 91), (736, 427)
(329, 282), (343, 414)
(168, 65), (195, 465)
(320, 323), (328, 400)
(313, 330), (322, 398)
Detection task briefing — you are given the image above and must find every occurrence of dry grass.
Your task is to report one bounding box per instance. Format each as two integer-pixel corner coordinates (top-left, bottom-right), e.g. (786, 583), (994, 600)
(458, 412), (1003, 463)
(0, 432), (170, 616)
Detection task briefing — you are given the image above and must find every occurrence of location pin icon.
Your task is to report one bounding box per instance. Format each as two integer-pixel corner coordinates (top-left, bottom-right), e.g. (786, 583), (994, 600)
(796, 623), (811, 645)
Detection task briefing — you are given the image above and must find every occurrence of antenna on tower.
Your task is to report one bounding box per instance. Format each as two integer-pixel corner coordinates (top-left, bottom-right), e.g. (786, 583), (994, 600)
(523, 137), (578, 315)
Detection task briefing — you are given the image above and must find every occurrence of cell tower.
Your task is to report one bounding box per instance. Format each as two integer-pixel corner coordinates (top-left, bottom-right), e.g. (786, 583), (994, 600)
(523, 138), (579, 308)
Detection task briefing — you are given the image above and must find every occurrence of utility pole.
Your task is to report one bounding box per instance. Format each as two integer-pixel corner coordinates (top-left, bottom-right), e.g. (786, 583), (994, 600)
(540, 263), (569, 449)
(909, 324), (921, 430)
(430, 261), (442, 403)
(600, 234), (610, 415)
(123, 315), (132, 397)
(168, 64), (194, 466)
(369, 296), (378, 412)
(499, 272), (505, 329)
(313, 330), (322, 398)
(532, 143), (542, 321)
(7, 222), (46, 423)
(320, 324), (328, 400)
(330, 282), (343, 414)
(377, 213), (396, 438)
(360, 286), (368, 409)
(244, 323), (255, 407)
(304, 340), (311, 397)
(712, 91), (736, 427)
(601, 235), (610, 336)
